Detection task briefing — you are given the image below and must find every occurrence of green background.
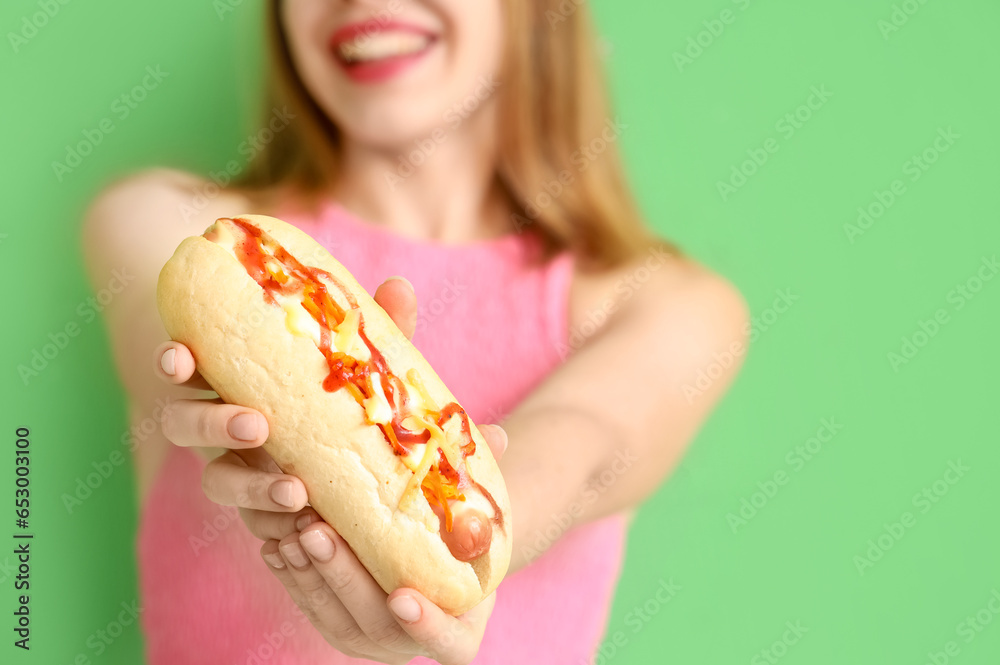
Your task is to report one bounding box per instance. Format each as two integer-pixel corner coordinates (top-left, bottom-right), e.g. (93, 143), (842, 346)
(2, 0), (997, 662)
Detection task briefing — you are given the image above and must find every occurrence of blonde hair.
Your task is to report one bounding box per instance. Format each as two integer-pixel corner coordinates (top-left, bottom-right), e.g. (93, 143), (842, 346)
(236, 0), (676, 270)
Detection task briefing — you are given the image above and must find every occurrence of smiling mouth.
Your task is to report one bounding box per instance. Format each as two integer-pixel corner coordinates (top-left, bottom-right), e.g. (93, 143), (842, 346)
(335, 32), (435, 65)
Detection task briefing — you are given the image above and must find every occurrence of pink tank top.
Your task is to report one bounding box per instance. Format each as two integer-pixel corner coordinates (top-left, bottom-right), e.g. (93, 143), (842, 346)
(137, 202), (629, 664)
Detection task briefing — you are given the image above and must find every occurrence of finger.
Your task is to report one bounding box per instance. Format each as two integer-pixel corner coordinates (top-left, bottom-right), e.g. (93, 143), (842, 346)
(386, 588), (495, 665)
(203, 450), (308, 511)
(231, 446), (285, 474)
(374, 276), (417, 340)
(153, 341), (215, 391)
(161, 399), (269, 449)
(477, 424), (508, 461)
(296, 523), (418, 653)
(240, 506), (322, 541)
(276, 532), (406, 659)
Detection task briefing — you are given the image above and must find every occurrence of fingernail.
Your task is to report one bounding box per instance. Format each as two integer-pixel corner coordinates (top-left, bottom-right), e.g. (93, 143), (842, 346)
(270, 480), (296, 508)
(160, 348), (176, 376)
(300, 529), (335, 562)
(295, 513), (316, 531)
(489, 425), (508, 452)
(386, 275), (414, 292)
(389, 595), (422, 623)
(263, 551), (285, 569)
(228, 413), (260, 441)
(279, 541), (310, 569)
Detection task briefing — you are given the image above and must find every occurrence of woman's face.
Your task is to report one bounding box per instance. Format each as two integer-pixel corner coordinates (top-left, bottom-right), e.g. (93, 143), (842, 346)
(281, 0), (504, 150)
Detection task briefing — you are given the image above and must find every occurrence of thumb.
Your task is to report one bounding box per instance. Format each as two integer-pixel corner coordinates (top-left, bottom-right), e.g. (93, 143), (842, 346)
(387, 588), (494, 665)
(374, 276), (418, 339)
(477, 424), (508, 461)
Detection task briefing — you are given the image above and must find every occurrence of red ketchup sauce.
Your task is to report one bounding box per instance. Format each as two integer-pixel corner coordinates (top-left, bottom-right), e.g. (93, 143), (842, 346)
(210, 218), (504, 552)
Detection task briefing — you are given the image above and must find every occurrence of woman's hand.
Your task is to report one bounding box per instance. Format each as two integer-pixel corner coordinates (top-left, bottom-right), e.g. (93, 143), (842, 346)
(153, 276), (508, 664)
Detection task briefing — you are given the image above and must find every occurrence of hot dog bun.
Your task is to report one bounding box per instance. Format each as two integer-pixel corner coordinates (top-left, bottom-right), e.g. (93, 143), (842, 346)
(156, 214), (511, 615)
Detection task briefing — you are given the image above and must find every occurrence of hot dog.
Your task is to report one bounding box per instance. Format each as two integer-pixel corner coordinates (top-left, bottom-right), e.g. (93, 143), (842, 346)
(156, 214), (512, 615)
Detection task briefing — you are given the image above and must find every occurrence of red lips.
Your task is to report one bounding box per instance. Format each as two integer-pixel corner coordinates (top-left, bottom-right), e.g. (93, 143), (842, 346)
(329, 20), (437, 84)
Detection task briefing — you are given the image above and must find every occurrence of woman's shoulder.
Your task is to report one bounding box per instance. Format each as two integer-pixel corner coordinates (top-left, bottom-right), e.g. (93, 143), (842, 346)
(80, 168), (252, 288)
(83, 167), (253, 235)
(567, 245), (750, 375)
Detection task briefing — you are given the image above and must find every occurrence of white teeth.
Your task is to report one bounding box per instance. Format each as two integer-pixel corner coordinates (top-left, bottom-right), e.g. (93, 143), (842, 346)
(338, 32), (431, 63)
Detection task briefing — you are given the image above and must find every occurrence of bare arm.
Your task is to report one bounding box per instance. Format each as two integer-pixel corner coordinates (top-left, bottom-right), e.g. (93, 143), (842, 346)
(79, 170), (249, 500)
(500, 251), (749, 571)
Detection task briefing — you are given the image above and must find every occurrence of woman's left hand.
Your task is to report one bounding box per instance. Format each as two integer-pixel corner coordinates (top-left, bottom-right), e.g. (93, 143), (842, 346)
(259, 463), (504, 665)
(220, 276), (507, 664)
(257, 416), (507, 664)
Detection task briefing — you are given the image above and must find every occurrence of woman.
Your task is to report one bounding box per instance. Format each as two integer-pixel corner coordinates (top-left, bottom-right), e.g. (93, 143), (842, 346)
(81, 0), (747, 663)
